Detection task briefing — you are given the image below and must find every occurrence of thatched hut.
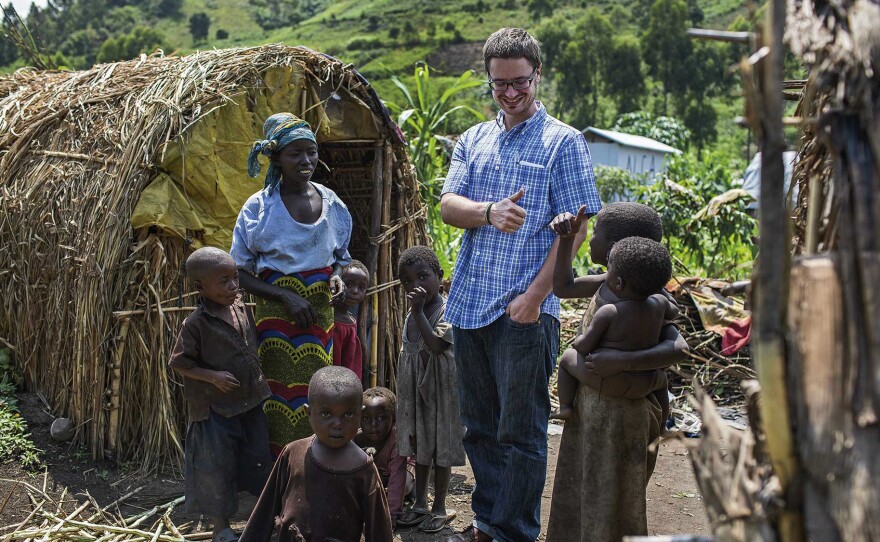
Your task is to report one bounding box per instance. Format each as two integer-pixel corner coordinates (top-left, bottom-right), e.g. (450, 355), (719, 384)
(0, 45), (428, 469)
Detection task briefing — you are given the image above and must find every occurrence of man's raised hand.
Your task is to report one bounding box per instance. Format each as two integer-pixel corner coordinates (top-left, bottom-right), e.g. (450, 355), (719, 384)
(550, 204), (588, 238)
(489, 188), (527, 233)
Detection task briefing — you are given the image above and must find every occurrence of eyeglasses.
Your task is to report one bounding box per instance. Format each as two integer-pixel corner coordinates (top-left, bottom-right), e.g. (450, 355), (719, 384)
(487, 68), (538, 91)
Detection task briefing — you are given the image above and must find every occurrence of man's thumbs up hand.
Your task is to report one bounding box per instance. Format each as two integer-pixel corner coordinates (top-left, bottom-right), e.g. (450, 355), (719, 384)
(488, 188), (527, 233)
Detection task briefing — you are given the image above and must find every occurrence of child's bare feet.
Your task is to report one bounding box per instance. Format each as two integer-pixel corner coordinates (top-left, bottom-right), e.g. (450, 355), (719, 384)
(550, 405), (573, 420)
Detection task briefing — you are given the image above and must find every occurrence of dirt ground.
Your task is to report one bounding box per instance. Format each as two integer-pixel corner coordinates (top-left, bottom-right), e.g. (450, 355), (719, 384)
(0, 394), (712, 540)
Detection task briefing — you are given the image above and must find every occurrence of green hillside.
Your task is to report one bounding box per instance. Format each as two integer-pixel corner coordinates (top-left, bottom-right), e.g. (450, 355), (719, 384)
(2, 0), (764, 167)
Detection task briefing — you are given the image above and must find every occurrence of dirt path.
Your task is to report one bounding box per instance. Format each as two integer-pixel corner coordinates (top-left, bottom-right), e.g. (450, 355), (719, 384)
(0, 394), (711, 540)
(394, 433), (711, 541)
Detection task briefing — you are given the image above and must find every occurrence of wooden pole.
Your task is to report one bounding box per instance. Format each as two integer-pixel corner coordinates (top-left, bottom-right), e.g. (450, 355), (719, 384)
(686, 28), (753, 43)
(377, 143), (393, 387)
(753, 0), (802, 539)
(365, 147), (384, 388)
(105, 318), (130, 458)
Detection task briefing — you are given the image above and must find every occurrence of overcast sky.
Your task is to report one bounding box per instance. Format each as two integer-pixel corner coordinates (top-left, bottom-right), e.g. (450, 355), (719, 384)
(9, 0), (49, 16)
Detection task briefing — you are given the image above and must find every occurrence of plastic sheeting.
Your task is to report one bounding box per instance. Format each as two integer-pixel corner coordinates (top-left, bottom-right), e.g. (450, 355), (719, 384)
(131, 65), (381, 249)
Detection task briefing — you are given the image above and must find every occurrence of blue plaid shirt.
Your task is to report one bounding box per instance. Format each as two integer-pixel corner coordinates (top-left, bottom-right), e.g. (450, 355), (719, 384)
(441, 103), (601, 329)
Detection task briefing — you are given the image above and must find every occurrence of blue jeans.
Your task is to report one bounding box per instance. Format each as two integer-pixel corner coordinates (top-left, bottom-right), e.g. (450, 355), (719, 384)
(454, 314), (559, 542)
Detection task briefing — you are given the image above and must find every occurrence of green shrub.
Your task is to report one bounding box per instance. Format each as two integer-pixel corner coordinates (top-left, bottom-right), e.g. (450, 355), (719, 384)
(631, 154), (756, 278)
(594, 165), (643, 203)
(346, 37), (383, 50)
(0, 349), (42, 471)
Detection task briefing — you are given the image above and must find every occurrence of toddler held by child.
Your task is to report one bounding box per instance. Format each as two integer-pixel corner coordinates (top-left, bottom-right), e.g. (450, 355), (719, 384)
(551, 236), (676, 420)
(394, 246), (465, 535)
(546, 202), (690, 542)
(239, 366), (393, 542)
(169, 247), (272, 542)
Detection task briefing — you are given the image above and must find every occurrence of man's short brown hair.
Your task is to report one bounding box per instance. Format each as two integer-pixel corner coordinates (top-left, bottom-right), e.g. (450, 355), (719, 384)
(483, 27), (542, 74)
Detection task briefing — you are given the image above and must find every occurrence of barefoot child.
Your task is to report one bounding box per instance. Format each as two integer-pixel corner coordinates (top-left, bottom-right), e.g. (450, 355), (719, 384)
(551, 236), (676, 420)
(354, 387), (416, 525)
(169, 247), (272, 542)
(331, 260), (369, 380)
(239, 366), (393, 542)
(394, 246), (465, 534)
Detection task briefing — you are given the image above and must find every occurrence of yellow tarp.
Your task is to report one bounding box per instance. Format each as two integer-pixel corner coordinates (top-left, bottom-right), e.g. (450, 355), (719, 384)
(131, 65), (381, 249)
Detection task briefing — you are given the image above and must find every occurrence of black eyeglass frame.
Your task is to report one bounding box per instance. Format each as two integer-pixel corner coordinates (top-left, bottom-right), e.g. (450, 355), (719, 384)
(486, 67), (538, 92)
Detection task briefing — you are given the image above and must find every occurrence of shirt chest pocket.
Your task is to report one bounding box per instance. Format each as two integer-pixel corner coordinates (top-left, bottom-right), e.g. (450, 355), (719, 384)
(516, 158), (552, 225)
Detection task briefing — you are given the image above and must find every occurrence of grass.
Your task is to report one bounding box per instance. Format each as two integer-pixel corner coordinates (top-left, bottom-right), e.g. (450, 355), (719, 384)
(0, 349), (43, 471)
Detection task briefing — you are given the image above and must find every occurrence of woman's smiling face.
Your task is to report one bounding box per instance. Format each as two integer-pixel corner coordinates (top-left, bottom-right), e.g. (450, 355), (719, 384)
(274, 139), (318, 183)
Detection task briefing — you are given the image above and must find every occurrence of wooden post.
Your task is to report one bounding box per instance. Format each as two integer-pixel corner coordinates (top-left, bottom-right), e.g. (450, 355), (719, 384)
(365, 148), (384, 388)
(787, 256), (851, 540)
(105, 318), (130, 458)
(377, 143), (393, 387)
(752, 0), (802, 539)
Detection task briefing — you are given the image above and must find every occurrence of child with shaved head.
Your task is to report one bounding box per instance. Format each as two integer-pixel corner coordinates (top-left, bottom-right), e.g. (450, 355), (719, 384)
(240, 366), (393, 542)
(169, 247), (272, 542)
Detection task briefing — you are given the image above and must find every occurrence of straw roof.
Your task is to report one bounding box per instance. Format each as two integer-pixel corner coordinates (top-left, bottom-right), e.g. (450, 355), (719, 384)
(0, 45), (428, 469)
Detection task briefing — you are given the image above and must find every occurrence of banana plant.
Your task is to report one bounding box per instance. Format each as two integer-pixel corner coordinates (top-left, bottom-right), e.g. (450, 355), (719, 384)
(386, 63), (486, 273)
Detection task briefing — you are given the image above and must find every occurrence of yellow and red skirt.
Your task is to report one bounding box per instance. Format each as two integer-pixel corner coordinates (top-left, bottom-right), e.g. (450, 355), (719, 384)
(256, 267), (334, 456)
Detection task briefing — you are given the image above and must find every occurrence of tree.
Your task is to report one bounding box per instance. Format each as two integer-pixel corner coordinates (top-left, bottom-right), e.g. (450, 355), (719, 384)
(686, 0), (704, 26)
(102, 6), (144, 35)
(675, 41), (727, 154)
(526, 0), (553, 19)
(612, 111), (690, 150)
(558, 8), (612, 127)
(59, 27), (102, 67)
(609, 4), (630, 28)
(252, 0), (303, 31)
(533, 13), (570, 68)
(0, 7), (21, 66)
(96, 25), (164, 62)
(401, 21), (419, 45)
(641, 0), (692, 114)
(604, 34), (644, 114)
(151, 0), (183, 18)
(188, 12), (210, 43)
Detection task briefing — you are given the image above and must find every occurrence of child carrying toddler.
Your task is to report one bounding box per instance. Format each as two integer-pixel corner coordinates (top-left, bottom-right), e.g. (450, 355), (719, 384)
(551, 236), (676, 419)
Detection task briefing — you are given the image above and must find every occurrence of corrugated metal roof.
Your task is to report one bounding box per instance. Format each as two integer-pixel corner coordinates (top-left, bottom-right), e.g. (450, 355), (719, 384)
(582, 127), (681, 155)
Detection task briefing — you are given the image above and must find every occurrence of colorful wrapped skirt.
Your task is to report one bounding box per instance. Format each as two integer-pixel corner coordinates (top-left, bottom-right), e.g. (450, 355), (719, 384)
(256, 267), (334, 455)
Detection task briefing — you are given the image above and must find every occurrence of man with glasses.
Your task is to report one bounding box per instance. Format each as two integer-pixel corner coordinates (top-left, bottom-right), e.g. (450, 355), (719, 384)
(440, 28), (601, 542)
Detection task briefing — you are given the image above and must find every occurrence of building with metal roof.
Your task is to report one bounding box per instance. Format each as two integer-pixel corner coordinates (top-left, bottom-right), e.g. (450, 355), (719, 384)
(582, 126), (682, 181)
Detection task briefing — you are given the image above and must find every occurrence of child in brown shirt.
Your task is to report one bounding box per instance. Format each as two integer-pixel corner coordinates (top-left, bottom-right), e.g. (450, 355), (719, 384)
(169, 247), (272, 542)
(239, 366), (393, 542)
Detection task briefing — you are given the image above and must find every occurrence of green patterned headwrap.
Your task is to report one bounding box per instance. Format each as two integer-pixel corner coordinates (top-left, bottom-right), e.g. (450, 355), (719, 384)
(247, 113), (317, 192)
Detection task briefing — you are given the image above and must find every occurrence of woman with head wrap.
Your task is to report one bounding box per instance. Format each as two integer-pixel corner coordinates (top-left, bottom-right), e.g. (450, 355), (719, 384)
(231, 113), (353, 454)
